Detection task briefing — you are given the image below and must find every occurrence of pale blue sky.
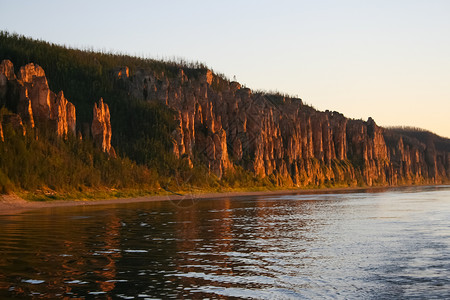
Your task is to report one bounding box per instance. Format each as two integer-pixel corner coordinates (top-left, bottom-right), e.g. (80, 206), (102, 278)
(1, 0), (449, 137)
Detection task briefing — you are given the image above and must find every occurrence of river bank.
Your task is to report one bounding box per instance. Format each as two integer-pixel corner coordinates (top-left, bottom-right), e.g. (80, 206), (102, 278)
(2, 184), (448, 215)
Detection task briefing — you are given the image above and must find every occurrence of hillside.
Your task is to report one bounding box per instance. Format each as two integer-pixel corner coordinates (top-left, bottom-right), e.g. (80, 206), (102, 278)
(0, 32), (449, 198)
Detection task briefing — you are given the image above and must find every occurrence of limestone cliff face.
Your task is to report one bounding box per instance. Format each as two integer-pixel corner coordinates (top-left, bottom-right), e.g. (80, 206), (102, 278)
(0, 60), (76, 138)
(0, 59), (117, 157)
(385, 130), (449, 185)
(1, 58), (447, 185)
(117, 65), (449, 185)
(117, 67), (233, 176)
(92, 98), (114, 156)
(0, 60), (16, 81)
(18, 63), (45, 83)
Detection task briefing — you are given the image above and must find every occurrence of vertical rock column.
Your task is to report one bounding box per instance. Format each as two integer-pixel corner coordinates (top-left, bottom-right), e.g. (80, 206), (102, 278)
(52, 91), (77, 137)
(92, 98), (114, 156)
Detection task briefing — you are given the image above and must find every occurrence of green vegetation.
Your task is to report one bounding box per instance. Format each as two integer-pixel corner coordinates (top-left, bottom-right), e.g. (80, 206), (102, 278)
(386, 126), (450, 153)
(0, 108), (157, 197)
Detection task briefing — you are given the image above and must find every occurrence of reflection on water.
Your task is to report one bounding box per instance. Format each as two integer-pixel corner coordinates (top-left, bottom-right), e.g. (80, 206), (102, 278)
(0, 185), (450, 299)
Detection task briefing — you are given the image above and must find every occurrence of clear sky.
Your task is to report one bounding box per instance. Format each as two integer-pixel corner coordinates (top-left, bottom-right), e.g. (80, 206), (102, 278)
(1, 0), (449, 137)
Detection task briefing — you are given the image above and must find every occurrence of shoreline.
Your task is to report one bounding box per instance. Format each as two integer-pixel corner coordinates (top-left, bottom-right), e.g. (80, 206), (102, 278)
(1, 184), (448, 215)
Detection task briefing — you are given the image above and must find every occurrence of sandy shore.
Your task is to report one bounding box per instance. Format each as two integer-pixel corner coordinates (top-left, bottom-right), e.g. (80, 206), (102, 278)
(0, 187), (357, 214)
(0, 189), (308, 214)
(0, 185), (445, 215)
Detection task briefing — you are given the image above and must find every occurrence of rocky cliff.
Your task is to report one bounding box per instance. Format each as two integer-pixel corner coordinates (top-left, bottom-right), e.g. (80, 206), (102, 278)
(115, 66), (450, 186)
(0, 60), (113, 155)
(1, 56), (448, 187)
(92, 98), (115, 156)
(0, 60), (76, 137)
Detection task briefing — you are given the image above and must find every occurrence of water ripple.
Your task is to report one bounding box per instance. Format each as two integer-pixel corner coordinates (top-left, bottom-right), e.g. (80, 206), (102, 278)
(0, 186), (449, 299)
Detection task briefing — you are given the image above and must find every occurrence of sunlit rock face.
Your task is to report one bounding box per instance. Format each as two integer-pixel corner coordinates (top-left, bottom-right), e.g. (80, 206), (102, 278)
(92, 98), (114, 156)
(0, 59), (16, 81)
(52, 91), (77, 138)
(0, 60), (120, 158)
(18, 63), (45, 83)
(117, 65), (449, 184)
(0, 60), (76, 137)
(115, 66), (129, 80)
(2, 57), (446, 184)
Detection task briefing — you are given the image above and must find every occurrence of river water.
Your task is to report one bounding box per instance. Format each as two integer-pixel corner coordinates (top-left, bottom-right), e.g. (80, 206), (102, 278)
(0, 185), (449, 299)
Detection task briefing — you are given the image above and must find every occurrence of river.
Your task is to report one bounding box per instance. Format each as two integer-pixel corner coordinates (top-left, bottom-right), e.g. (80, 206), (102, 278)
(0, 185), (449, 299)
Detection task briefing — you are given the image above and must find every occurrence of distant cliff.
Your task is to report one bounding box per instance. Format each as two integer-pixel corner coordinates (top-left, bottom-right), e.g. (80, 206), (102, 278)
(0, 31), (449, 193)
(114, 66), (449, 187)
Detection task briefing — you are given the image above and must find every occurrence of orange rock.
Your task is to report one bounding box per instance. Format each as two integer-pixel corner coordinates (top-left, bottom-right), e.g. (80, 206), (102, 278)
(0, 60), (16, 80)
(28, 76), (52, 121)
(18, 86), (34, 128)
(92, 98), (113, 155)
(1, 61), (77, 138)
(18, 63), (45, 83)
(67, 102), (76, 136)
(205, 70), (213, 86)
(115, 66), (129, 79)
(51, 91), (77, 137)
(115, 63), (449, 184)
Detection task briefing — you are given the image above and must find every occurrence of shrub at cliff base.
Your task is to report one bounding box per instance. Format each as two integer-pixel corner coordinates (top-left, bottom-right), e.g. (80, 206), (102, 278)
(0, 109), (159, 196)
